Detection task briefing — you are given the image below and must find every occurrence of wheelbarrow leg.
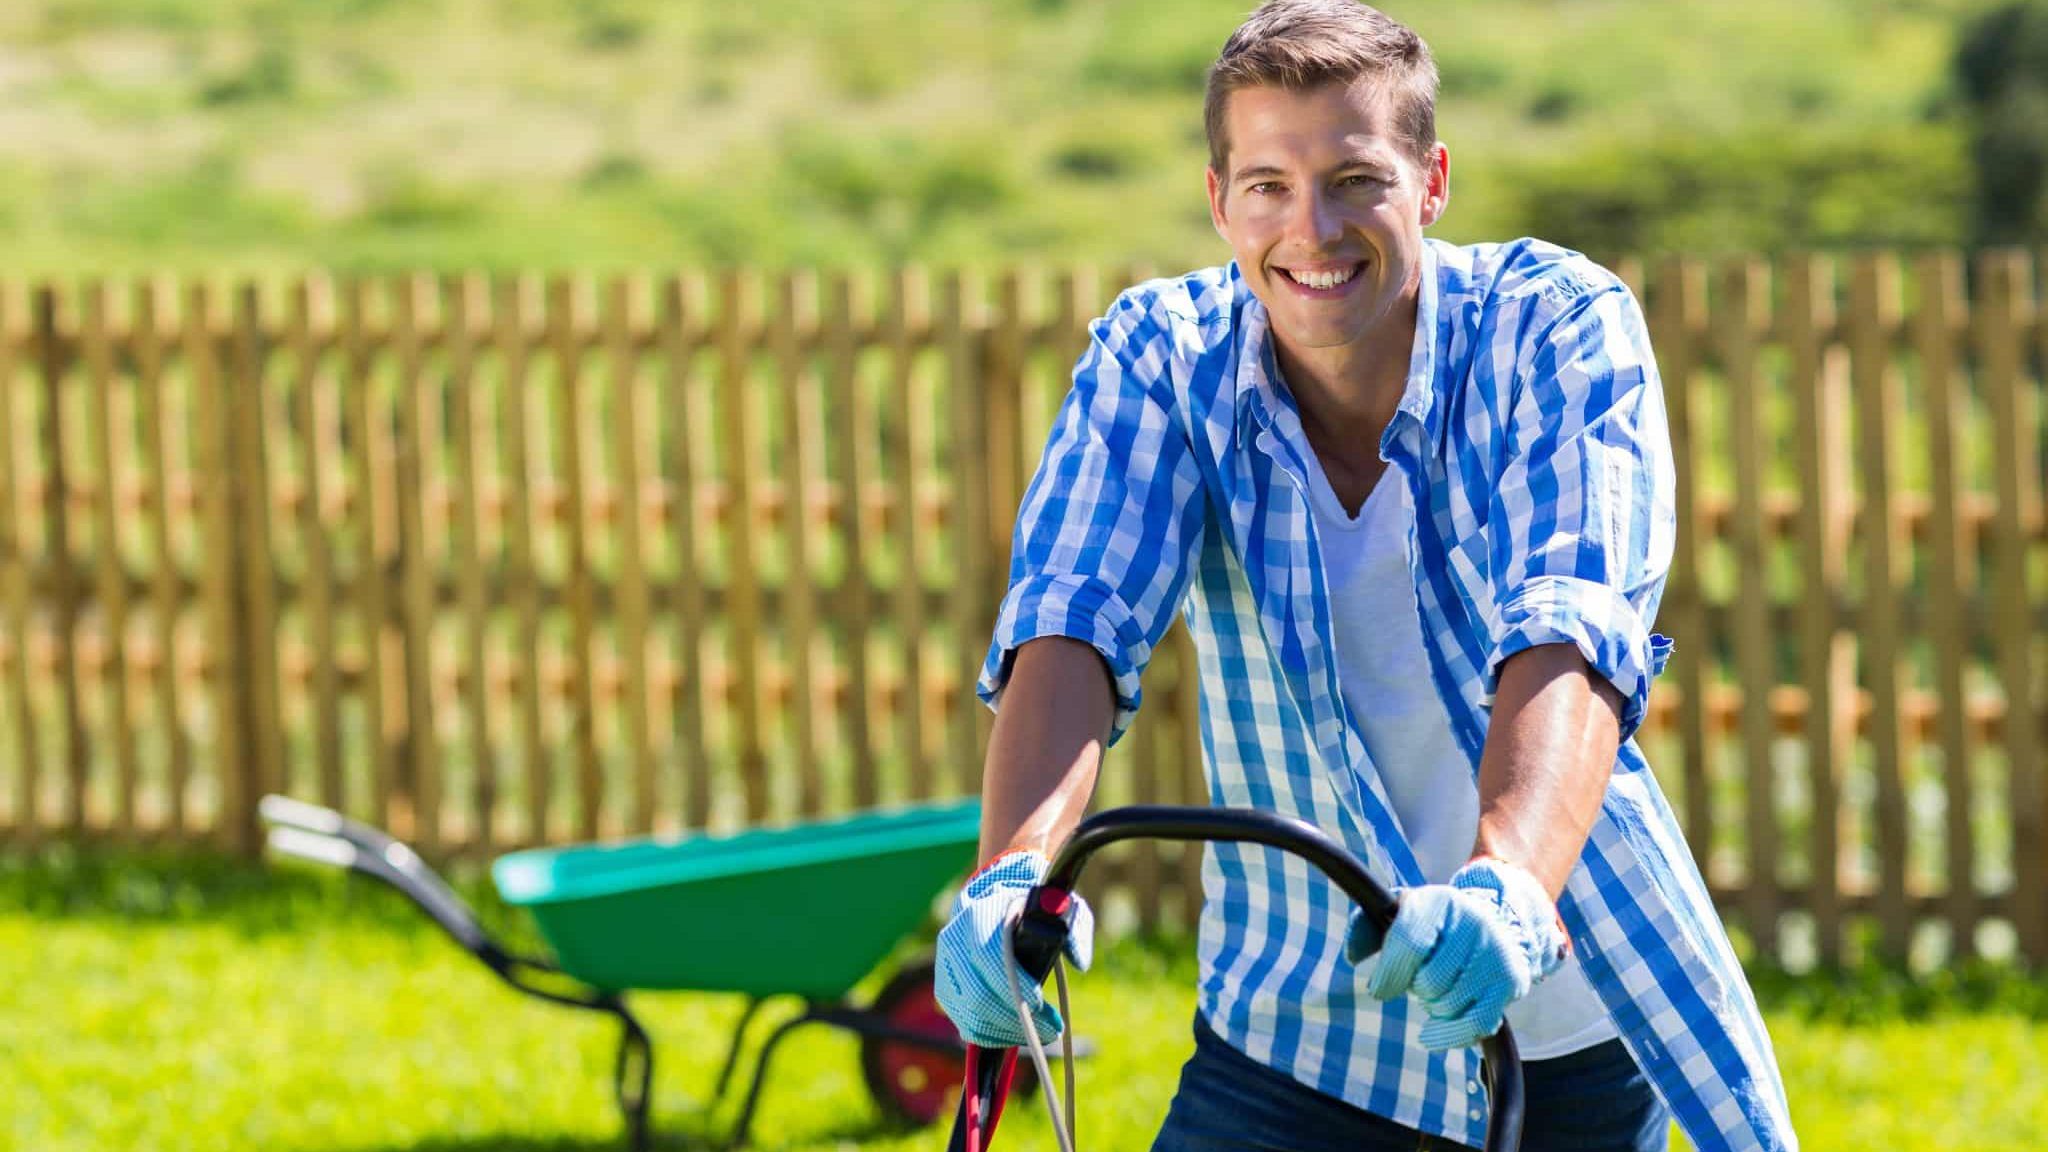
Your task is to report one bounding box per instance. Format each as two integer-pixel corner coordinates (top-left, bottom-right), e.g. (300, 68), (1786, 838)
(722, 1004), (831, 1151)
(710, 997), (770, 1108)
(610, 1003), (654, 1152)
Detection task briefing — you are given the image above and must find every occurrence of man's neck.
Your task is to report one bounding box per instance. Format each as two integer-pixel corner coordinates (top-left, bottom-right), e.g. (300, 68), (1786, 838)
(1271, 296), (1419, 452)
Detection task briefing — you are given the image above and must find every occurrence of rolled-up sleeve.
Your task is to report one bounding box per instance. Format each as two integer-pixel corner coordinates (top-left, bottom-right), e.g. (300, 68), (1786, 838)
(1483, 277), (1677, 741)
(977, 288), (1209, 746)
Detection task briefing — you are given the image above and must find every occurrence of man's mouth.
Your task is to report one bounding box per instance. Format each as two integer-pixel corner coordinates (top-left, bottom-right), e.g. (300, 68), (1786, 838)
(1277, 262), (1366, 293)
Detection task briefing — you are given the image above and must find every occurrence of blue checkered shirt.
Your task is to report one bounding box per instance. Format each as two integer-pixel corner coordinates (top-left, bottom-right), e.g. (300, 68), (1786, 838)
(978, 239), (1797, 1150)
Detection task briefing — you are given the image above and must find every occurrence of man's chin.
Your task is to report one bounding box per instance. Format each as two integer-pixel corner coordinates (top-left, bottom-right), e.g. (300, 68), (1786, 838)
(1271, 314), (1365, 352)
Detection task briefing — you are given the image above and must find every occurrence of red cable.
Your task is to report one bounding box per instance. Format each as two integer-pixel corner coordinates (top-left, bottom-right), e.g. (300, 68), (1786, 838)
(962, 1045), (1022, 1152)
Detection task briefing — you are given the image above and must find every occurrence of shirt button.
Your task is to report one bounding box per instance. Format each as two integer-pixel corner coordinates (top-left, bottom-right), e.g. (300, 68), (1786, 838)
(1468, 1107), (1484, 1121)
(1466, 1079), (1480, 1094)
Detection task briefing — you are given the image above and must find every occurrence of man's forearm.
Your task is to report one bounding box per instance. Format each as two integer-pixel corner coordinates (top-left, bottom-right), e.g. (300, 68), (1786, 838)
(977, 636), (1118, 864)
(1471, 644), (1625, 899)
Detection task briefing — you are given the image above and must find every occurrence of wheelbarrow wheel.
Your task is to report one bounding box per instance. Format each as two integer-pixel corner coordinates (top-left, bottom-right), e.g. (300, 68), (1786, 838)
(860, 958), (1038, 1128)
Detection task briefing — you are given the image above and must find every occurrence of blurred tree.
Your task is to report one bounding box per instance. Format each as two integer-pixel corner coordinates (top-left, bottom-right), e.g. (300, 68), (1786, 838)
(1504, 123), (1971, 256)
(1956, 0), (2048, 244)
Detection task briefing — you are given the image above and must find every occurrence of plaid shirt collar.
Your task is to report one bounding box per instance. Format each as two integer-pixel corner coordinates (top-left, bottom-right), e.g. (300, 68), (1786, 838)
(1228, 241), (1446, 455)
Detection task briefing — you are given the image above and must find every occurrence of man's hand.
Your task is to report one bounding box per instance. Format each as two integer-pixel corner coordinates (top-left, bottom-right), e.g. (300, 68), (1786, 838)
(935, 849), (1095, 1048)
(1345, 856), (1569, 1051)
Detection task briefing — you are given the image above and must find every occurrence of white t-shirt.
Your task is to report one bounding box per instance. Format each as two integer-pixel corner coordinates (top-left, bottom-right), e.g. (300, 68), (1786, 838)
(1303, 451), (1618, 1061)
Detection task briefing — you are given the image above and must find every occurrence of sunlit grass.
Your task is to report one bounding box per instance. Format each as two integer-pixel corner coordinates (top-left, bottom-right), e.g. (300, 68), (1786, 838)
(6, 846), (2046, 1151)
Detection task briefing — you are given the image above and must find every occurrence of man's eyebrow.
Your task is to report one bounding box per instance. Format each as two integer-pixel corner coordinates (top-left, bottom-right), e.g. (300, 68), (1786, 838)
(1232, 157), (1397, 183)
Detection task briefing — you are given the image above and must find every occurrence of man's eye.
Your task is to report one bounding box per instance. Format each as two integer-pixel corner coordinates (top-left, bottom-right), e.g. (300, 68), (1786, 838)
(1339, 174), (1383, 188)
(1248, 182), (1282, 195)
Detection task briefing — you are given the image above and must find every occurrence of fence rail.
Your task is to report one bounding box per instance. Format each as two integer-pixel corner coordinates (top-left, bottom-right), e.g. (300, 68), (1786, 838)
(0, 251), (2043, 967)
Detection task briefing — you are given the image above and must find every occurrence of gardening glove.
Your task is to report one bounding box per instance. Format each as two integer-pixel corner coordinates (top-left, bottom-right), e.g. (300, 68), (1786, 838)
(1347, 856), (1570, 1051)
(935, 849), (1094, 1048)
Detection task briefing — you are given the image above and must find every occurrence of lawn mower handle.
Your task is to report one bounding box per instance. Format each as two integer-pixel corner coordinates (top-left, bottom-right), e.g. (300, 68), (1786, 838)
(948, 804), (1525, 1152)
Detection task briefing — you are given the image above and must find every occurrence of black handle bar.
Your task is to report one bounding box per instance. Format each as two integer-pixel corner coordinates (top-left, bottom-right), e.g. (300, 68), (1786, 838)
(947, 804), (1524, 1152)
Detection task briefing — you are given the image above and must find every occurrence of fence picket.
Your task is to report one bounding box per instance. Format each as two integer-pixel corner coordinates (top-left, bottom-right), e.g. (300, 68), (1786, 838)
(1049, 268), (1091, 435)
(605, 276), (656, 834)
(187, 282), (247, 847)
(888, 268), (928, 801)
(657, 275), (710, 829)
(1652, 258), (1712, 868)
(230, 285), (287, 852)
(1786, 255), (1852, 965)
(338, 280), (393, 828)
(34, 287), (88, 834)
(716, 269), (767, 823)
(1849, 254), (1912, 958)
(773, 272), (822, 817)
(1720, 258), (1779, 954)
(2034, 242), (2048, 961)
(545, 277), (601, 840)
(826, 272), (877, 809)
(390, 277), (440, 850)
(82, 282), (136, 833)
(1915, 252), (1977, 957)
(989, 270), (1027, 581)
(943, 270), (987, 795)
(290, 278), (344, 814)
(1979, 251), (2045, 964)
(134, 280), (191, 835)
(446, 274), (496, 847)
(0, 286), (36, 838)
(493, 275), (549, 844)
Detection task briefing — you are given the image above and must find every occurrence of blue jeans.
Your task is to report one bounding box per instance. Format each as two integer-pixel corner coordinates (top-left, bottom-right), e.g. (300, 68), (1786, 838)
(1152, 1014), (1670, 1152)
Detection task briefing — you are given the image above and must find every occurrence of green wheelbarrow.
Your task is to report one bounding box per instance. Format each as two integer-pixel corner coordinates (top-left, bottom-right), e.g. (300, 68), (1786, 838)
(259, 793), (1023, 1149)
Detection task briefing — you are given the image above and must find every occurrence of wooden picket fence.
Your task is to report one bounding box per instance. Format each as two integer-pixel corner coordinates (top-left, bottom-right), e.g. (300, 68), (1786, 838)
(0, 251), (2042, 967)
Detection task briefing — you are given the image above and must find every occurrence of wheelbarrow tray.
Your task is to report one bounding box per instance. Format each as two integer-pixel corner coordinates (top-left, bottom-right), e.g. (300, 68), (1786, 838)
(491, 797), (982, 998)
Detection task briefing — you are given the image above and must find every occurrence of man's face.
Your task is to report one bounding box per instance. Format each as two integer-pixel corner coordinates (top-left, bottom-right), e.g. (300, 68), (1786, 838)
(1206, 79), (1449, 357)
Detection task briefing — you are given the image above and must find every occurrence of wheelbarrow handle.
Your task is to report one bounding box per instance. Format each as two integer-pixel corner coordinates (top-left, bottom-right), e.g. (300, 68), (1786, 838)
(259, 794), (499, 961)
(258, 795), (658, 1152)
(949, 804), (1525, 1152)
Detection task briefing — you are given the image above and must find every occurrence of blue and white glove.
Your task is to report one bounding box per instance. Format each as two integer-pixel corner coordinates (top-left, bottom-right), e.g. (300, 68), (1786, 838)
(1346, 856), (1570, 1051)
(935, 849), (1095, 1048)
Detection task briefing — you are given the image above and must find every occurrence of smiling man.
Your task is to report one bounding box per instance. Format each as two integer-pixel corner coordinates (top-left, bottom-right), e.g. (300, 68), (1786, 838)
(934, 2), (1796, 1150)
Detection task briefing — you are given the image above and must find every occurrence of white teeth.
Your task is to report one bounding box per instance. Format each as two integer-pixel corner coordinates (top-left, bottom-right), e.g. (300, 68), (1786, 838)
(1288, 265), (1356, 289)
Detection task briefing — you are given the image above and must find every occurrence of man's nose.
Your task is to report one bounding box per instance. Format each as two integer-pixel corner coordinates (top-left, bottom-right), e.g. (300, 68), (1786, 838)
(1286, 187), (1344, 249)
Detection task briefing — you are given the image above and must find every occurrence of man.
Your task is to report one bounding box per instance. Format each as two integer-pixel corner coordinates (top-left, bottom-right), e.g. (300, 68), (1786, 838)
(935, 2), (1796, 1150)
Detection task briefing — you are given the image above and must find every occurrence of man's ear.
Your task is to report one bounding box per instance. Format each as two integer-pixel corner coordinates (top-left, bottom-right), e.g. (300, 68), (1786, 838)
(1419, 142), (1450, 227)
(1206, 165), (1230, 242)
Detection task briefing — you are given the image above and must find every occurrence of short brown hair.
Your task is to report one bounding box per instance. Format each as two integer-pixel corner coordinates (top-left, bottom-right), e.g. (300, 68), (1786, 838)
(1204, 0), (1439, 176)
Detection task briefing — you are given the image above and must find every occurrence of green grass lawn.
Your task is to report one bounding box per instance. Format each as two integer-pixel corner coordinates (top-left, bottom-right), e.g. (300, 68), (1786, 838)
(5, 848), (2046, 1151)
(0, 0), (2000, 274)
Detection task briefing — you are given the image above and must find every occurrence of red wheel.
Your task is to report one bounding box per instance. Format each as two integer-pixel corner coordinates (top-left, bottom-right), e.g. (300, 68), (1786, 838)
(858, 958), (1038, 1127)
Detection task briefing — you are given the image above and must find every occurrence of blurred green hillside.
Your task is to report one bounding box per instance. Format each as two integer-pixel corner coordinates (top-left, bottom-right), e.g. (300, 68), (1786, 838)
(0, 0), (2004, 274)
